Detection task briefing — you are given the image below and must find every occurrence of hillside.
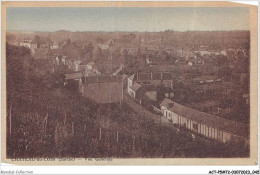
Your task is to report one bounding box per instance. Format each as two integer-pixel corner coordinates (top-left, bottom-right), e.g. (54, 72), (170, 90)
(6, 43), (249, 158)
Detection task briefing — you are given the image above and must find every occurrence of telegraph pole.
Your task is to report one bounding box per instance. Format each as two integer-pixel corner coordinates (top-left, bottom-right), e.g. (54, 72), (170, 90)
(9, 107), (12, 137)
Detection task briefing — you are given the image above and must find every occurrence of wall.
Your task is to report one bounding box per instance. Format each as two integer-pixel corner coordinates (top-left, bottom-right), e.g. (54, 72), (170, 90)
(161, 109), (242, 144)
(20, 43), (31, 48)
(75, 64), (79, 72)
(162, 80), (173, 89)
(31, 44), (37, 50)
(82, 82), (123, 103)
(223, 132), (232, 143)
(127, 79), (133, 90)
(128, 88), (135, 99)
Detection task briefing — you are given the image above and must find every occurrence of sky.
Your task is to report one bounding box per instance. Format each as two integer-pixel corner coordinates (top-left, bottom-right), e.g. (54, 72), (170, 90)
(6, 7), (250, 32)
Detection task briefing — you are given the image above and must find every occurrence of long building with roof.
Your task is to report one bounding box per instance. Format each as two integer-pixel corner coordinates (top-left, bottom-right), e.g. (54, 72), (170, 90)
(161, 98), (249, 145)
(127, 72), (173, 91)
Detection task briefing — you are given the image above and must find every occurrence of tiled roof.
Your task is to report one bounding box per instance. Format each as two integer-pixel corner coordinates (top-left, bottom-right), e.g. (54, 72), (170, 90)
(112, 65), (124, 76)
(162, 72), (173, 80)
(81, 75), (124, 84)
(97, 60), (120, 74)
(161, 98), (174, 109)
(139, 73), (151, 80)
(142, 84), (157, 91)
(132, 72), (173, 81)
(168, 100), (248, 138)
(152, 72), (161, 80)
(83, 81), (123, 104)
(87, 61), (95, 66)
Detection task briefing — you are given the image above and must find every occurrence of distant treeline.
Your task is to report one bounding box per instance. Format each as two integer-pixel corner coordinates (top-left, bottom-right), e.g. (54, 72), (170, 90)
(7, 30), (249, 50)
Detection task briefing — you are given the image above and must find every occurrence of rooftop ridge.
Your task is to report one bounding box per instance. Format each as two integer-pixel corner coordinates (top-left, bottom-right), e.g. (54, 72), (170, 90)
(162, 98), (248, 138)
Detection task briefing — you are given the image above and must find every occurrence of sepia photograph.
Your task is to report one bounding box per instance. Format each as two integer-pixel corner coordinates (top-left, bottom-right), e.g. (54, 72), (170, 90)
(1, 1), (258, 166)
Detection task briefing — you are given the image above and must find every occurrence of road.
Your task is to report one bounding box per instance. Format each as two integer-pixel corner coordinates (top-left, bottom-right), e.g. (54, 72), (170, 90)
(123, 93), (177, 131)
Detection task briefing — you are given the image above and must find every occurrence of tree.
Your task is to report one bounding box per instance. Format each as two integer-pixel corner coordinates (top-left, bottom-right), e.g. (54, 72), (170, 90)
(62, 42), (81, 60)
(96, 37), (104, 44)
(121, 48), (128, 58)
(6, 34), (16, 42)
(66, 38), (71, 46)
(214, 55), (228, 65)
(93, 46), (102, 62)
(218, 65), (232, 80)
(240, 73), (249, 91)
(87, 42), (94, 60)
(33, 35), (41, 48)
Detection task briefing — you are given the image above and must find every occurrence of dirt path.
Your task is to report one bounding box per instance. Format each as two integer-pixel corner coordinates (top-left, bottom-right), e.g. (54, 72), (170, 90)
(123, 94), (177, 131)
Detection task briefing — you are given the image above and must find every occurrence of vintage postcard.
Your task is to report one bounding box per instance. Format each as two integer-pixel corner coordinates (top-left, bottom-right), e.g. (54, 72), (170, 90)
(1, 1), (258, 165)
